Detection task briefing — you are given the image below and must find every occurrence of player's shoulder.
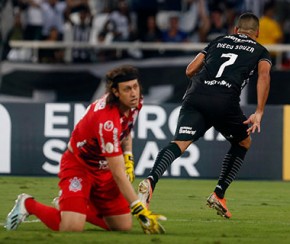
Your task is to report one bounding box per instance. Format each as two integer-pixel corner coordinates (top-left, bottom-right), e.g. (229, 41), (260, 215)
(90, 95), (120, 119)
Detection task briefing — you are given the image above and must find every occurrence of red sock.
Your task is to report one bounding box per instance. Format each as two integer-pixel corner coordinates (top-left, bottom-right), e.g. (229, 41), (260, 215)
(86, 205), (109, 230)
(25, 198), (61, 231)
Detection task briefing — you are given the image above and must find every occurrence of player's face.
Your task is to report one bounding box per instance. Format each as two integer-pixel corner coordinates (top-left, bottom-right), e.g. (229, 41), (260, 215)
(115, 79), (140, 109)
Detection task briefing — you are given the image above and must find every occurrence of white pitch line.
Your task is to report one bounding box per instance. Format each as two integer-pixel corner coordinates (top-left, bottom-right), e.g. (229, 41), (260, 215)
(0, 219), (40, 226)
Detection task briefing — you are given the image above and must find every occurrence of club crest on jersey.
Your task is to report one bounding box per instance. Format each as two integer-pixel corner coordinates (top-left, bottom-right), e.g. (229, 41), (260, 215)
(104, 120), (114, 131)
(69, 177), (82, 192)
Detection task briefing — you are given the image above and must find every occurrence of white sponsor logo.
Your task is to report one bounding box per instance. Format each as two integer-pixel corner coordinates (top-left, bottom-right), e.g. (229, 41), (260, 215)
(94, 99), (106, 111)
(104, 120), (114, 131)
(99, 123), (106, 153)
(224, 35), (256, 44)
(69, 177), (82, 192)
(76, 140), (87, 148)
(105, 142), (114, 153)
(113, 128), (119, 152)
(179, 126), (196, 135)
(204, 80), (232, 88)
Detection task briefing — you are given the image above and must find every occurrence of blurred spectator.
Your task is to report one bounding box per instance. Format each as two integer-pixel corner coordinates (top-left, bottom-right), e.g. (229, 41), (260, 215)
(97, 0), (139, 60)
(1, 0), (14, 60)
(158, 0), (182, 11)
(141, 15), (162, 58)
(65, 4), (94, 63)
(206, 7), (228, 42)
(160, 12), (188, 57)
(99, 0), (136, 42)
(207, 0), (241, 35)
(19, 0), (67, 40)
(87, 0), (116, 15)
(257, 1), (283, 45)
(179, 0), (210, 42)
(275, 0), (290, 68)
(142, 15), (162, 42)
(39, 26), (64, 63)
(7, 8), (24, 41)
(131, 0), (158, 41)
(41, 0), (67, 40)
(19, 0), (44, 40)
(161, 13), (188, 43)
(256, 0), (283, 66)
(242, 0), (267, 17)
(4, 7), (32, 62)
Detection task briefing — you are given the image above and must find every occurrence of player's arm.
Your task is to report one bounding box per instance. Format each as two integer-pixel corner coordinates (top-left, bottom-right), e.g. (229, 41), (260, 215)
(244, 60), (271, 134)
(107, 155), (137, 203)
(107, 155), (166, 234)
(186, 52), (205, 78)
(121, 134), (135, 183)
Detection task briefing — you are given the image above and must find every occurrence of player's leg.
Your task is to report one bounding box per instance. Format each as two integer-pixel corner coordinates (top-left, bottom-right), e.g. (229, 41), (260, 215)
(57, 150), (92, 231)
(103, 213), (132, 231)
(214, 136), (251, 198)
(85, 202), (109, 230)
(5, 149), (75, 231)
(138, 105), (210, 207)
(92, 175), (132, 231)
(59, 211), (86, 231)
(5, 193), (61, 231)
(207, 107), (250, 218)
(52, 194), (109, 230)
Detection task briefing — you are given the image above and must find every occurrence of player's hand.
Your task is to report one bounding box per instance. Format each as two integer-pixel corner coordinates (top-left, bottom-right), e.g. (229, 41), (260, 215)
(124, 152), (135, 183)
(243, 111), (263, 135)
(131, 200), (166, 234)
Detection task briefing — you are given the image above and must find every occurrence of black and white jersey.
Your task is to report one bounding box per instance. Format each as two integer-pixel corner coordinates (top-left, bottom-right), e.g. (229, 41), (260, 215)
(191, 33), (272, 96)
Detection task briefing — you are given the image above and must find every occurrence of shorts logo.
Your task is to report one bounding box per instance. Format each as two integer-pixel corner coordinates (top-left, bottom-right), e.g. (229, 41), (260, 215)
(69, 177), (82, 192)
(179, 126), (196, 135)
(104, 121), (114, 131)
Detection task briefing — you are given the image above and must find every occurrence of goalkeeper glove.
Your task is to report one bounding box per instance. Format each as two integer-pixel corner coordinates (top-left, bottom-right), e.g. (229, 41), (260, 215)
(124, 152), (135, 183)
(131, 200), (166, 234)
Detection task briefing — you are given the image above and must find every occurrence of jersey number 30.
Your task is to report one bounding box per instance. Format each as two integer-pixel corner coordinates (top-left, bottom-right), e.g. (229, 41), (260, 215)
(216, 53), (238, 78)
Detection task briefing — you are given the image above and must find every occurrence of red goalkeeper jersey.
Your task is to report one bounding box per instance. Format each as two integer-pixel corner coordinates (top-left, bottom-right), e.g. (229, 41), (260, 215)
(69, 93), (142, 171)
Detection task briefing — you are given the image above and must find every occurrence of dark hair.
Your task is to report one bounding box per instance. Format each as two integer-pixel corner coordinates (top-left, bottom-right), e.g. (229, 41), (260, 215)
(236, 12), (259, 32)
(105, 65), (140, 105)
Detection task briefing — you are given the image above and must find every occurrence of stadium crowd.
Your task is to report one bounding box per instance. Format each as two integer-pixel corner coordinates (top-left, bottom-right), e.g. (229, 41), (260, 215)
(1, 0), (290, 66)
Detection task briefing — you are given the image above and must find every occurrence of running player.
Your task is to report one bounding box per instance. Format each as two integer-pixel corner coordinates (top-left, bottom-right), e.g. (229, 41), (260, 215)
(138, 12), (271, 219)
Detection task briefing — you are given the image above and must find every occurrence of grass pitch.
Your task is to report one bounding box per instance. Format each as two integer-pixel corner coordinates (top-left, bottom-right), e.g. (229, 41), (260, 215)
(0, 176), (289, 244)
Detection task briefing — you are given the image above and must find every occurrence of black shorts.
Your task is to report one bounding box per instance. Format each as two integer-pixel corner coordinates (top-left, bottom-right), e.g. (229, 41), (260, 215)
(173, 92), (249, 143)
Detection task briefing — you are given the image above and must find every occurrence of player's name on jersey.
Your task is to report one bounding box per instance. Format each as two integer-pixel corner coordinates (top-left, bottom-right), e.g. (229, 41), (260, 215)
(217, 43), (254, 53)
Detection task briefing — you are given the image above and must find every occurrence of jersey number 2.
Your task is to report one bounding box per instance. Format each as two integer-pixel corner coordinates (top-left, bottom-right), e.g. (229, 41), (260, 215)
(216, 53), (238, 78)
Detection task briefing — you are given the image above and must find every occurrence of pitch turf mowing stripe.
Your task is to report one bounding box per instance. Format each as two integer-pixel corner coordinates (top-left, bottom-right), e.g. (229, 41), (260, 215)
(283, 105), (290, 180)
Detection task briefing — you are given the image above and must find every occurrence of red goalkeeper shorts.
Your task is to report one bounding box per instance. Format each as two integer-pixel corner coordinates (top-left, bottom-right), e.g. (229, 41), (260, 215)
(58, 150), (130, 216)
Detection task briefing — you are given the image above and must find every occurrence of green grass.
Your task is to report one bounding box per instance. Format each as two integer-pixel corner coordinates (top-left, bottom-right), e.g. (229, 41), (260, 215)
(0, 176), (290, 243)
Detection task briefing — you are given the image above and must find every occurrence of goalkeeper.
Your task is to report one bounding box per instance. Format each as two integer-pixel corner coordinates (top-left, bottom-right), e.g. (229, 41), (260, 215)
(5, 65), (166, 234)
